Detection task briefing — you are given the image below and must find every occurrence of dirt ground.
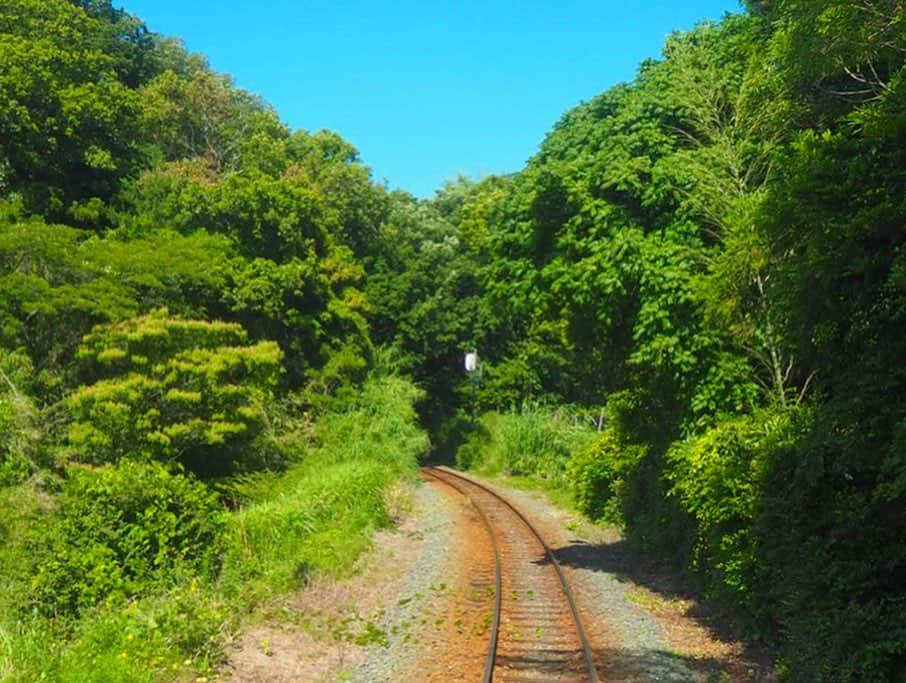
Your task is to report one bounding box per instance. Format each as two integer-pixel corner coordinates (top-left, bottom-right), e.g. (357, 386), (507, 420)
(218, 482), (446, 682)
(219, 473), (777, 682)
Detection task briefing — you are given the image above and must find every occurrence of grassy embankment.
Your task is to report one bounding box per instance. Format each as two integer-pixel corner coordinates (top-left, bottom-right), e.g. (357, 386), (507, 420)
(0, 372), (427, 682)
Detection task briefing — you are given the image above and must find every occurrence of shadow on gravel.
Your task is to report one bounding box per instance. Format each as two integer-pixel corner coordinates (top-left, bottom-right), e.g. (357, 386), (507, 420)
(536, 539), (776, 680)
(544, 539), (733, 636)
(593, 646), (731, 682)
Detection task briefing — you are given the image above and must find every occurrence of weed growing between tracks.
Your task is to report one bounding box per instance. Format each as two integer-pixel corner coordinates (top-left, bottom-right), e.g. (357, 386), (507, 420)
(0, 372), (428, 682)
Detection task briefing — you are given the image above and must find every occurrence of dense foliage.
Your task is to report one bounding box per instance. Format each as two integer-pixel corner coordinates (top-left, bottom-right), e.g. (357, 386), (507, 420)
(367, 3), (906, 680)
(0, 1), (417, 680)
(67, 310), (284, 477)
(31, 460), (224, 619)
(1, 0), (903, 681)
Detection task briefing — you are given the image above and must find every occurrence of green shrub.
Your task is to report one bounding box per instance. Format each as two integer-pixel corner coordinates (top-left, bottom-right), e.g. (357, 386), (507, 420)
(1, 578), (233, 683)
(30, 460), (224, 618)
(665, 405), (809, 612)
(454, 417), (491, 470)
(567, 428), (645, 524)
(300, 339), (370, 413)
(752, 403), (906, 681)
(666, 415), (761, 605)
(66, 309), (283, 477)
(476, 356), (543, 410)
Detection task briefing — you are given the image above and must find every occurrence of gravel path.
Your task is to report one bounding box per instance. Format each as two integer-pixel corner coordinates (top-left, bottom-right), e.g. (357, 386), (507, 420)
(220, 479), (461, 683)
(222, 472), (773, 682)
(346, 480), (461, 682)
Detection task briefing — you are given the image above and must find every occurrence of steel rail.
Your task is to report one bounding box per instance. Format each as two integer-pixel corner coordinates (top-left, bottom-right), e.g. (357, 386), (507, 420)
(423, 467), (502, 683)
(430, 466), (600, 683)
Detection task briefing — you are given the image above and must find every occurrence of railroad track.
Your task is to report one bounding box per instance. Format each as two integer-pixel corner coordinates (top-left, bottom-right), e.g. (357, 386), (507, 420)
(423, 466), (599, 683)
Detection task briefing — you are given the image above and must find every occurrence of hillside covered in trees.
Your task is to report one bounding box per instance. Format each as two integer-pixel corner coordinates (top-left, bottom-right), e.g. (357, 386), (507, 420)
(0, 0), (904, 681)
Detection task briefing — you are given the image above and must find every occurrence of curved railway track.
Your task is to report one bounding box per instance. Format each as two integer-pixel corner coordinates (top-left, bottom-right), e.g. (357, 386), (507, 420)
(423, 466), (599, 683)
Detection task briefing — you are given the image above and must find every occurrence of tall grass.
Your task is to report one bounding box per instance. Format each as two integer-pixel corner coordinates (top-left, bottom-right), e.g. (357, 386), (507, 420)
(457, 406), (597, 482)
(0, 372), (427, 682)
(221, 374), (427, 589)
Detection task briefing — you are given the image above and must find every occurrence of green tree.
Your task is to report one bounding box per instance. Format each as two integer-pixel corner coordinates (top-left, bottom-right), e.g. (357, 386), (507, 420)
(0, 0), (146, 219)
(0, 221), (233, 386)
(67, 310), (283, 477)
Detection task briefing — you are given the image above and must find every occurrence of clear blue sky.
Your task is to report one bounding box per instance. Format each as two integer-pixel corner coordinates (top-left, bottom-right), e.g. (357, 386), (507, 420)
(122, 1), (742, 197)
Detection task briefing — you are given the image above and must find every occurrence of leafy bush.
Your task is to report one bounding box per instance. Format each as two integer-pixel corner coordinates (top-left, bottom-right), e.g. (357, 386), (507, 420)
(654, 405), (816, 618)
(30, 460), (224, 618)
(66, 309), (283, 477)
(476, 356), (544, 410)
(567, 428), (646, 524)
(665, 411), (770, 607)
(752, 402), (906, 681)
(454, 417), (491, 470)
(1, 576), (233, 683)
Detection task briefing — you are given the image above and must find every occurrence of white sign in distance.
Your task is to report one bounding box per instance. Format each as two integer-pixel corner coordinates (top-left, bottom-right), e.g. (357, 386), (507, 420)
(465, 352), (478, 373)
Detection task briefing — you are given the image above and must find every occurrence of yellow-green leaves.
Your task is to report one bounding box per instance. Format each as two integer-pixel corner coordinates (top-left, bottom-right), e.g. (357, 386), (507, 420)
(67, 310), (283, 477)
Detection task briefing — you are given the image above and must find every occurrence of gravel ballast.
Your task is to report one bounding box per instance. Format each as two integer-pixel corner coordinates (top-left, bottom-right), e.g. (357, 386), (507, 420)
(467, 473), (777, 682)
(223, 471), (774, 681)
(347, 480), (463, 682)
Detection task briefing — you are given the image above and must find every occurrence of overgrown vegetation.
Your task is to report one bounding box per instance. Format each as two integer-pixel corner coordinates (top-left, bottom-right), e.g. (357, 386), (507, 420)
(0, 1), (423, 680)
(1, 0), (903, 680)
(456, 408), (596, 480)
(367, 4), (906, 680)
(0, 371), (425, 681)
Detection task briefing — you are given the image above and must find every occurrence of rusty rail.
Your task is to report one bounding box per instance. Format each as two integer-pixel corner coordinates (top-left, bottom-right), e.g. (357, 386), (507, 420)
(424, 466), (599, 682)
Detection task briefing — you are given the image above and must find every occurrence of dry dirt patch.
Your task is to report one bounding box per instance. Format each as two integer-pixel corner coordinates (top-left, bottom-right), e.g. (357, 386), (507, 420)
(219, 483), (443, 683)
